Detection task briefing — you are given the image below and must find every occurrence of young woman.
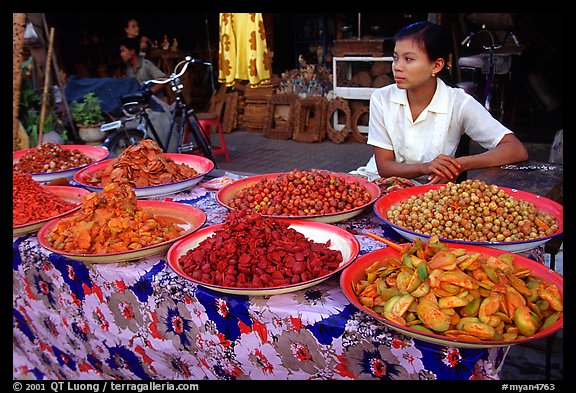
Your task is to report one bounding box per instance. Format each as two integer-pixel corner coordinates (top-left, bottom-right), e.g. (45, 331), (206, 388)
(124, 18), (155, 58)
(364, 21), (528, 184)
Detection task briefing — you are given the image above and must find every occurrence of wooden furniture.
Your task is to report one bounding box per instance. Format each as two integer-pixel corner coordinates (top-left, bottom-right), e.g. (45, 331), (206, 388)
(291, 96), (327, 143)
(332, 38), (389, 57)
(332, 56), (393, 100)
(331, 56), (393, 138)
(263, 93), (297, 140)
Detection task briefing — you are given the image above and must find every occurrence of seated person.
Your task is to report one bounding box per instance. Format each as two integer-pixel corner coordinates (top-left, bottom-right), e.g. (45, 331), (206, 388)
(119, 37), (166, 98)
(359, 21), (528, 184)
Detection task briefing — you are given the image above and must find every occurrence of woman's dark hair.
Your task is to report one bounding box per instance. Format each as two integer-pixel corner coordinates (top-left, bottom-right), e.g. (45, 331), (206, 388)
(395, 21), (454, 85)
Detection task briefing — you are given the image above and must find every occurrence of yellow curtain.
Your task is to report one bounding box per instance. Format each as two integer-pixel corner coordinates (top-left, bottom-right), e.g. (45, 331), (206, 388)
(218, 13), (271, 87)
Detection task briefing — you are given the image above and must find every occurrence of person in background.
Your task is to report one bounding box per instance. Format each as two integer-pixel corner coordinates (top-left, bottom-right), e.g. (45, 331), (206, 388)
(362, 21), (528, 184)
(119, 37), (166, 97)
(124, 18), (155, 58)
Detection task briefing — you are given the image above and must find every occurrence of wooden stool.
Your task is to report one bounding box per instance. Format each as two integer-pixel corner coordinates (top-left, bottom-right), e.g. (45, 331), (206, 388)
(194, 112), (230, 162)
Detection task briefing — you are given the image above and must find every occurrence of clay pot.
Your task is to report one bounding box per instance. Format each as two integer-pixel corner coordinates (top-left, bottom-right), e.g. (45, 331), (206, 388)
(78, 125), (105, 145)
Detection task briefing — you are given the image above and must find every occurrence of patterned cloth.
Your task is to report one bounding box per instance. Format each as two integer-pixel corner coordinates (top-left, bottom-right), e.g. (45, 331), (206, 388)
(218, 13), (272, 87)
(13, 184), (510, 380)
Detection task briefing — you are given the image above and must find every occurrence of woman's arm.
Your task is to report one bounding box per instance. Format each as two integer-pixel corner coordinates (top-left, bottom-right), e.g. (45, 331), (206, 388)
(374, 147), (462, 182)
(456, 133), (528, 172)
(373, 147), (420, 178)
(375, 134), (528, 184)
(427, 134), (529, 183)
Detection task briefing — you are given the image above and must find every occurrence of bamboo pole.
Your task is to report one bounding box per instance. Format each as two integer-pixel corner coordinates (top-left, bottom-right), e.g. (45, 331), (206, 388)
(13, 13), (27, 151)
(37, 26), (55, 146)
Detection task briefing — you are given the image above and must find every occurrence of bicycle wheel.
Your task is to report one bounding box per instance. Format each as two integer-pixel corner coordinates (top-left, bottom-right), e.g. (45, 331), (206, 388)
(103, 128), (145, 157)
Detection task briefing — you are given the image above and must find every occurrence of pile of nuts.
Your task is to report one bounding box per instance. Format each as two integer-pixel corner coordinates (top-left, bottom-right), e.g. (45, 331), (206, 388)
(386, 179), (559, 243)
(13, 142), (93, 173)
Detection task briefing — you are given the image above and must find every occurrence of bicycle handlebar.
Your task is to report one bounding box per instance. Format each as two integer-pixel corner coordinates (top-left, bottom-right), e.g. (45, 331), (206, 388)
(143, 56), (212, 87)
(461, 29), (521, 51)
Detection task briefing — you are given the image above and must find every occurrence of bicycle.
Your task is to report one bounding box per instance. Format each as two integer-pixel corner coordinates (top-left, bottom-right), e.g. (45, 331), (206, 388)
(101, 56), (217, 165)
(459, 27), (522, 123)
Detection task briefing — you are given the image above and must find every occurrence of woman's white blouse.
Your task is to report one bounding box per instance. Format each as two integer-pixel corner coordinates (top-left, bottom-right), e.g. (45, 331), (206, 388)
(365, 78), (512, 173)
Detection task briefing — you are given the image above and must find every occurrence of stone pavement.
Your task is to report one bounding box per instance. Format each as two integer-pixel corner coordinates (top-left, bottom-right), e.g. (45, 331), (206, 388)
(210, 129), (374, 175)
(207, 129), (564, 381)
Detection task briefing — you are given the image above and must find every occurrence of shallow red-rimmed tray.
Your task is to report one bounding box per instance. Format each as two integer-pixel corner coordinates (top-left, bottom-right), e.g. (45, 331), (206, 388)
(74, 153), (214, 198)
(374, 184), (563, 253)
(340, 244), (563, 349)
(216, 172), (381, 223)
(13, 186), (91, 237)
(37, 200), (206, 263)
(167, 219), (360, 296)
(13, 145), (110, 183)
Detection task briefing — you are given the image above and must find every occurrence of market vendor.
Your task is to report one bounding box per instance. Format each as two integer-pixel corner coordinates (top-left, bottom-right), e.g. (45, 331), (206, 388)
(119, 36), (166, 97)
(356, 21), (528, 184)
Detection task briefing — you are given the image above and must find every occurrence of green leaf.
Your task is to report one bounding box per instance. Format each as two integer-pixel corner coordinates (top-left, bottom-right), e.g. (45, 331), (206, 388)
(71, 92), (105, 126)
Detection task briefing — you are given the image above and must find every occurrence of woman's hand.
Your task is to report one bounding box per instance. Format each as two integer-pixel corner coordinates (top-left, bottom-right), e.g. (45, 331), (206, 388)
(426, 154), (461, 183)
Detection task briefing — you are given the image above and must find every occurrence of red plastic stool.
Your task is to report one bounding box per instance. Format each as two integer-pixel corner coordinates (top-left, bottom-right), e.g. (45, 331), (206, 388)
(194, 112), (230, 162)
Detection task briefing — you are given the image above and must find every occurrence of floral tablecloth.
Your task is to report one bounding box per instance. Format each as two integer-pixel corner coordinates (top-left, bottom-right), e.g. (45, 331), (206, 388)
(13, 184), (510, 380)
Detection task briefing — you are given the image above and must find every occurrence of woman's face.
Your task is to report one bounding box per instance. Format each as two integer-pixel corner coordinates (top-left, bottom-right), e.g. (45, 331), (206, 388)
(125, 19), (140, 38)
(392, 37), (438, 90)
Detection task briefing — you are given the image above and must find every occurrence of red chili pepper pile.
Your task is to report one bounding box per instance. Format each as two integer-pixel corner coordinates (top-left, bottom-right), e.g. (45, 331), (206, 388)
(178, 208), (343, 288)
(13, 172), (78, 226)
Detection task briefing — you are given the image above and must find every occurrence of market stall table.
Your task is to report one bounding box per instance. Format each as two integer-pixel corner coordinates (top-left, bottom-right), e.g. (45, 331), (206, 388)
(15, 179), (531, 381)
(468, 160), (563, 204)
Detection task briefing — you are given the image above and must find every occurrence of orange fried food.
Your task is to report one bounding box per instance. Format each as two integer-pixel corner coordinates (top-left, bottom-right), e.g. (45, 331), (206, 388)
(45, 182), (184, 254)
(85, 139), (198, 188)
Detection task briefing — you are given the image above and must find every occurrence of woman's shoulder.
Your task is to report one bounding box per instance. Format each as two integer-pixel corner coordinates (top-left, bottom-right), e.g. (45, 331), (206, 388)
(442, 81), (479, 109)
(371, 83), (401, 100)
(444, 81), (475, 100)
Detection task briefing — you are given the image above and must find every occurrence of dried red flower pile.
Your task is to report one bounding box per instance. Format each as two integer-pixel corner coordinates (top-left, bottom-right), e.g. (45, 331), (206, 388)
(13, 142), (93, 174)
(84, 139), (198, 188)
(13, 172), (78, 226)
(178, 208), (343, 288)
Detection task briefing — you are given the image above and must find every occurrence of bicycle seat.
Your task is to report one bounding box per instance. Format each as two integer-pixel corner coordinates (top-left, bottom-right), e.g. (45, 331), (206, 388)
(459, 54), (512, 75)
(121, 89), (152, 105)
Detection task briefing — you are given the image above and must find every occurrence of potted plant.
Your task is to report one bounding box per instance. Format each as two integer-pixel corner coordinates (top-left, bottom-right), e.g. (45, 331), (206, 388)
(18, 62), (68, 148)
(71, 92), (106, 145)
